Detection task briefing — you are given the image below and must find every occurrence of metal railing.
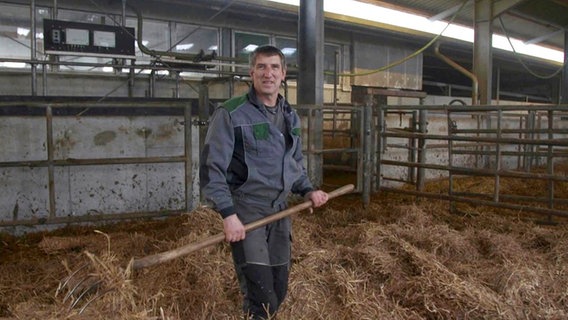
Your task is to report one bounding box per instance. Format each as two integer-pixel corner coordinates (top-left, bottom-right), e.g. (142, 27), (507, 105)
(375, 103), (568, 221)
(4, 98), (568, 229)
(296, 103), (367, 200)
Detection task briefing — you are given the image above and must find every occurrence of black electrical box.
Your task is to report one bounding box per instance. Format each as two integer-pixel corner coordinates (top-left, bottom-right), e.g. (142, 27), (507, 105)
(43, 19), (135, 58)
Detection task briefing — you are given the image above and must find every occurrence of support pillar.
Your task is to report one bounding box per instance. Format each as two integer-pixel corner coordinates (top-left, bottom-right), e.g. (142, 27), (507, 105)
(298, 0), (324, 187)
(473, 0), (493, 105)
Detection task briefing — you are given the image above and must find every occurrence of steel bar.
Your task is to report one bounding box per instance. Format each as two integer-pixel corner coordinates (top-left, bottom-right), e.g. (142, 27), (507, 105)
(381, 187), (568, 218)
(380, 159), (568, 182)
(382, 131), (568, 146)
(451, 192), (568, 206)
(0, 209), (185, 227)
(0, 156), (187, 168)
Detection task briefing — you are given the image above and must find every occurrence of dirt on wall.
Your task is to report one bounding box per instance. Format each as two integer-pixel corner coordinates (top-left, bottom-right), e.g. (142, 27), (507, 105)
(1, 170), (568, 320)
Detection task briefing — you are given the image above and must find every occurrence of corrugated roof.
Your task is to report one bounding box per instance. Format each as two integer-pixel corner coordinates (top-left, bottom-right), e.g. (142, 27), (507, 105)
(359, 0), (567, 51)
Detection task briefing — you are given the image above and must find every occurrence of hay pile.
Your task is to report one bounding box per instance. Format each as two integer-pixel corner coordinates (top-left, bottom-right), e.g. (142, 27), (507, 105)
(2, 181), (568, 319)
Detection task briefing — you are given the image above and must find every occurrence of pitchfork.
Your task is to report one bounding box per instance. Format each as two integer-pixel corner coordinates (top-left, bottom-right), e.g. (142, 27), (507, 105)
(56, 184), (355, 313)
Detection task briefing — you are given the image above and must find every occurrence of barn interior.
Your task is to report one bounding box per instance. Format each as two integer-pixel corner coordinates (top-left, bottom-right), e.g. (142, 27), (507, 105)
(1, 0), (568, 319)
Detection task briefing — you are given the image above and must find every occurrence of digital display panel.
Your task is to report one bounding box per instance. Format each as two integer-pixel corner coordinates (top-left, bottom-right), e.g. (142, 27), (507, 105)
(65, 28), (89, 45)
(93, 31), (116, 48)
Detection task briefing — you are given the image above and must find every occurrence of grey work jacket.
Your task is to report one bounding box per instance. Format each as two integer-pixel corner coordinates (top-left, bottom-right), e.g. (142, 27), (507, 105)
(199, 88), (314, 218)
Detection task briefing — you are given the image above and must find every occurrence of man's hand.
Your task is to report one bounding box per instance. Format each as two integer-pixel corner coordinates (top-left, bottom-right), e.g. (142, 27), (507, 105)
(305, 190), (329, 212)
(223, 214), (246, 242)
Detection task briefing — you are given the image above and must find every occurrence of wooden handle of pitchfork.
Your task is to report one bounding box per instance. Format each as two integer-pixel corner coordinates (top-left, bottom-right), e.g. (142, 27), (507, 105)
(132, 184), (355, 270)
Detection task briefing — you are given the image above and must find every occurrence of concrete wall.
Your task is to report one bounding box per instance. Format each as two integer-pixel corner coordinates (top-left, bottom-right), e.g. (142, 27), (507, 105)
(0, 113), (190, 232)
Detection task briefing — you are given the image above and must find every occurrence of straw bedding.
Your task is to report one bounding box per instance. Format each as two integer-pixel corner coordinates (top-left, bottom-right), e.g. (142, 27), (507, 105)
(1, 175), (568, 319)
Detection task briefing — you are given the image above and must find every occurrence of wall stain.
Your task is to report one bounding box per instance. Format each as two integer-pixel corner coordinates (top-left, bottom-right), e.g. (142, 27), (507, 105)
(155, 123), (175, 141)
(12, 201), (18, 220)
(55, 130), (77, 150)
(94, 130), (117, 146)
(136, 127), (152, 139)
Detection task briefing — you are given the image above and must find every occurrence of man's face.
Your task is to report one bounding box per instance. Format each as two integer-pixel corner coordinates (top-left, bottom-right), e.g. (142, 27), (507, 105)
(250, 54), (287, 99)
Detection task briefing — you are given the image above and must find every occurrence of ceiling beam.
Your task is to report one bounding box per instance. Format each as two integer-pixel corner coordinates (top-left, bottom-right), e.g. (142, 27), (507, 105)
(524, 29), (564, 45)
(492, 0), (527, 17)
(428, 0), (526, 22)
(428, 0), (472, 22)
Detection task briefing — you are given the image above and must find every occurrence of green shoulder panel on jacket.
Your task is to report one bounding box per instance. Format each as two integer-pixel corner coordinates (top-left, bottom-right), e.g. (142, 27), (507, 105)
(222, 94), (248, 113)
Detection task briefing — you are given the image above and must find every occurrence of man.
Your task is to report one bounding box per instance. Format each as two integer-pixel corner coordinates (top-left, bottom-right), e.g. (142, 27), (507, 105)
(199, 45), (328, 319)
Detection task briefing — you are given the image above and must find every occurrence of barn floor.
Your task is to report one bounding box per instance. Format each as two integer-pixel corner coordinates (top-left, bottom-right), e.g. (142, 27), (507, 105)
(1, 170), (568, 319)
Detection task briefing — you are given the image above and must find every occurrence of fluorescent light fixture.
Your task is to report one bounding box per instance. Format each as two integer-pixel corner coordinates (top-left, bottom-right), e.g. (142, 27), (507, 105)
(208, 45), (219, 51)
(493, 34), (564, 63)
(0, 62), (26, 68)
(243, 44), (259, 52)
(102, 66), (113, 72)
(121, 68), (150, 74)
(266, 0), (563, 63)
(17, 27), (30, 37)
(16, 28), (44, 39)
(176, 43), (194, 51)
(268, 0), (299, 4)
(281, 47), (297, 56)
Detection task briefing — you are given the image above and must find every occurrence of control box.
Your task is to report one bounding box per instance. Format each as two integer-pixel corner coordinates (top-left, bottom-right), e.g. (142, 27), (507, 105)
(43, 19), (135, 58)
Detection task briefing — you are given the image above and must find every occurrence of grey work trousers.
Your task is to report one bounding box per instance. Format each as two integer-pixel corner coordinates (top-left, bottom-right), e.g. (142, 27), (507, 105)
(231, 200), (291, 319)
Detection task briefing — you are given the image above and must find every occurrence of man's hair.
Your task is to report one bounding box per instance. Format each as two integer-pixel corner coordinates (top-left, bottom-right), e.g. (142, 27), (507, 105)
(249, 45), (286, 69)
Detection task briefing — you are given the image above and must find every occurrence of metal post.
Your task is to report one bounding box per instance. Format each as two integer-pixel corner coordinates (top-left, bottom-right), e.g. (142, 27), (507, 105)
(362, 97), (373, 207)
(121, 0), (128, 69)
(375, 98), (384, 192)
(174, 72), (180, 98)
(198, 83), (210, 152)
(185, 102), (199, 211)
(333, 49), (339, 105)
(46, 105), (56, 218)
(408, 111), (417, 183)
(52, 0), (58, 21)
(526, 111), (536, 170)
(517, 114), (524, 170)
(50, 0), (59, 72)
(30, 0), (37, 96)
(447, 109), (456, 213)
(122, 0), (127, 25)
(42, 63), (47, 96)
(355, 106), (364, 194)
(129, 59), (135, 97)
(416, 107), (427, 191)
(494, 109), (502, 202)
(547, 110), (554, 223)
(149, 70), (155, 98)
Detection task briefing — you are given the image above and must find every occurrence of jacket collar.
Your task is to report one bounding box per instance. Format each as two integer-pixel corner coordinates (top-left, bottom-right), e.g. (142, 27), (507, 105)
(248, 86), (288, 112)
